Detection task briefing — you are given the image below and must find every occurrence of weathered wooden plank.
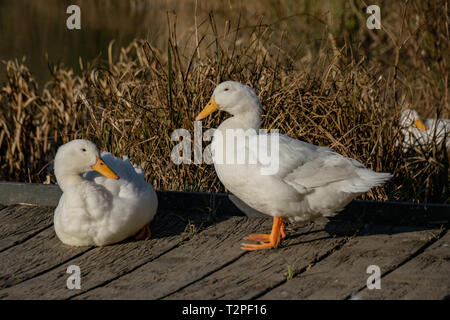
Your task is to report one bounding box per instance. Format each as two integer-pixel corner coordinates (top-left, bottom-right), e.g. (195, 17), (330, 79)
(73, 217), (271, 300)
(259, 225), (441, 300)
(164, 219), (352, 300)
(0, 210), (216, 299)
(0, 183), (62, 207)
(0, 205), (54, 252)
(0, 226), (92, 289)
(357, 229), (450, 300)
(0, 240), (177, 300)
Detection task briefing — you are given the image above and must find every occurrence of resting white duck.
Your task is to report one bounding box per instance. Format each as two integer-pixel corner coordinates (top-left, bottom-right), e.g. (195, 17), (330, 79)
(53, 139), (157, 246)
(400, 108), (450, 151)
(196, 81), (392, 251)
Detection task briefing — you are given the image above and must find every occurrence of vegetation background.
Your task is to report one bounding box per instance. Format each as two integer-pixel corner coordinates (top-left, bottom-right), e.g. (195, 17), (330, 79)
(0, 0), (448, 203)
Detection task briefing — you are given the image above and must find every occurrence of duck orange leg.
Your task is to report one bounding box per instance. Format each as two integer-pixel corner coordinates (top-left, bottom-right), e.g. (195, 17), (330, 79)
(242, 217), (285, 250)
(135, 224), (151, 241)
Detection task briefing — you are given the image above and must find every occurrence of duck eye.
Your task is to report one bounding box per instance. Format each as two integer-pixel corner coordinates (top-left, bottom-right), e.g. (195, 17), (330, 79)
(82, 148), (86, 152)
(224, 88), (229, 91)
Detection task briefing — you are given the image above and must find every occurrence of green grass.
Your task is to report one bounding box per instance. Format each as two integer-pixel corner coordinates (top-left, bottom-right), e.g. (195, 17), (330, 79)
(286, 265), (294, 281)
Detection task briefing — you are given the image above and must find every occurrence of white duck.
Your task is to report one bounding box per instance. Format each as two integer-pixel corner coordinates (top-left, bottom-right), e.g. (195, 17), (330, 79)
(400, 108), (450, 151)
(196, 81), (392, 250)
(53, 139), (157, 246)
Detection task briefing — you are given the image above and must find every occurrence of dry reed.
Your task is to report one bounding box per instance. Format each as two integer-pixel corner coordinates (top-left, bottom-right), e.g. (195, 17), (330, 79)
(0, 0), (448, 203)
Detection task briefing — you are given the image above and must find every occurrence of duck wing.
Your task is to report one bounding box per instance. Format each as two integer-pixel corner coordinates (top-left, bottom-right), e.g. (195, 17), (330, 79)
(84, 152), (149, 198)
(246, 133), (391, 195)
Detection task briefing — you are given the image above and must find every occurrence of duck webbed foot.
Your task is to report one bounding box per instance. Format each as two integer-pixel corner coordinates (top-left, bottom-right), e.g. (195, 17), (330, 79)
(241, 217), (285, 250)
(134, 224), (151, 241)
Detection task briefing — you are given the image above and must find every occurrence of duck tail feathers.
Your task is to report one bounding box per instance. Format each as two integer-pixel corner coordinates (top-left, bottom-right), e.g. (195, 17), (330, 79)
(346, 170), (392, 194)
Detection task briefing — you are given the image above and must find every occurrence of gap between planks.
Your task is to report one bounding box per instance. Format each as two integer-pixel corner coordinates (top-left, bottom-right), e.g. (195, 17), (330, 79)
(162, 219), (357, 300)
(1, 204), (445, 300)
(352, 227), (449, 300)
(258, 225), (444, 300)
(0, 209), (244, 299)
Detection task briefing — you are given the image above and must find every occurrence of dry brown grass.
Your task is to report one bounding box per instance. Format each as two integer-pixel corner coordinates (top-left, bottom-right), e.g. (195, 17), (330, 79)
(0, 0), (448, 203)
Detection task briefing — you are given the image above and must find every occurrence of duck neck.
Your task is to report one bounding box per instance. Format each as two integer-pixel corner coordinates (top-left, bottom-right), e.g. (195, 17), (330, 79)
(219, 109), (262, 132)
(55, 171), (85, 192)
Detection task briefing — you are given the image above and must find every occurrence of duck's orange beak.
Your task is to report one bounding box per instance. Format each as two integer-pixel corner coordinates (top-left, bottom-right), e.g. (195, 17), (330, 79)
(196, 96), (219, 120)
(414, 119), (428, 131)
(91, 157), (119, 180)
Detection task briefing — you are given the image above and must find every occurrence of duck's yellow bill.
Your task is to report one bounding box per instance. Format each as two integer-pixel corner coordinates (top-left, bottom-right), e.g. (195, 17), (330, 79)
(414, 119), (428, 131)
(91, 157), (119, 180)
(196, 96), (219, 121)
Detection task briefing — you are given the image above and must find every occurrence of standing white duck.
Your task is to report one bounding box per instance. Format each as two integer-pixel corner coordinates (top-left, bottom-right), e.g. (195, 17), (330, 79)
(400, 108), (450, 151)
(53, 139), (157, 246)
(196, 81), (392, 250)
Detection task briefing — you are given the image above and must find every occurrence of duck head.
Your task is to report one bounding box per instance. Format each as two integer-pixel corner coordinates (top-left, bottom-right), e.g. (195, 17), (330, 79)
(196, 81), (262, 121)
(54, 139), (119, 185)
(400, 108), (428, 131)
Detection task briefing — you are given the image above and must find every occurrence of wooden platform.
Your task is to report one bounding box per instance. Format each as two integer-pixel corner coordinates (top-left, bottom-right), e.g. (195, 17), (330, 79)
(0, 200), (449, 300)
